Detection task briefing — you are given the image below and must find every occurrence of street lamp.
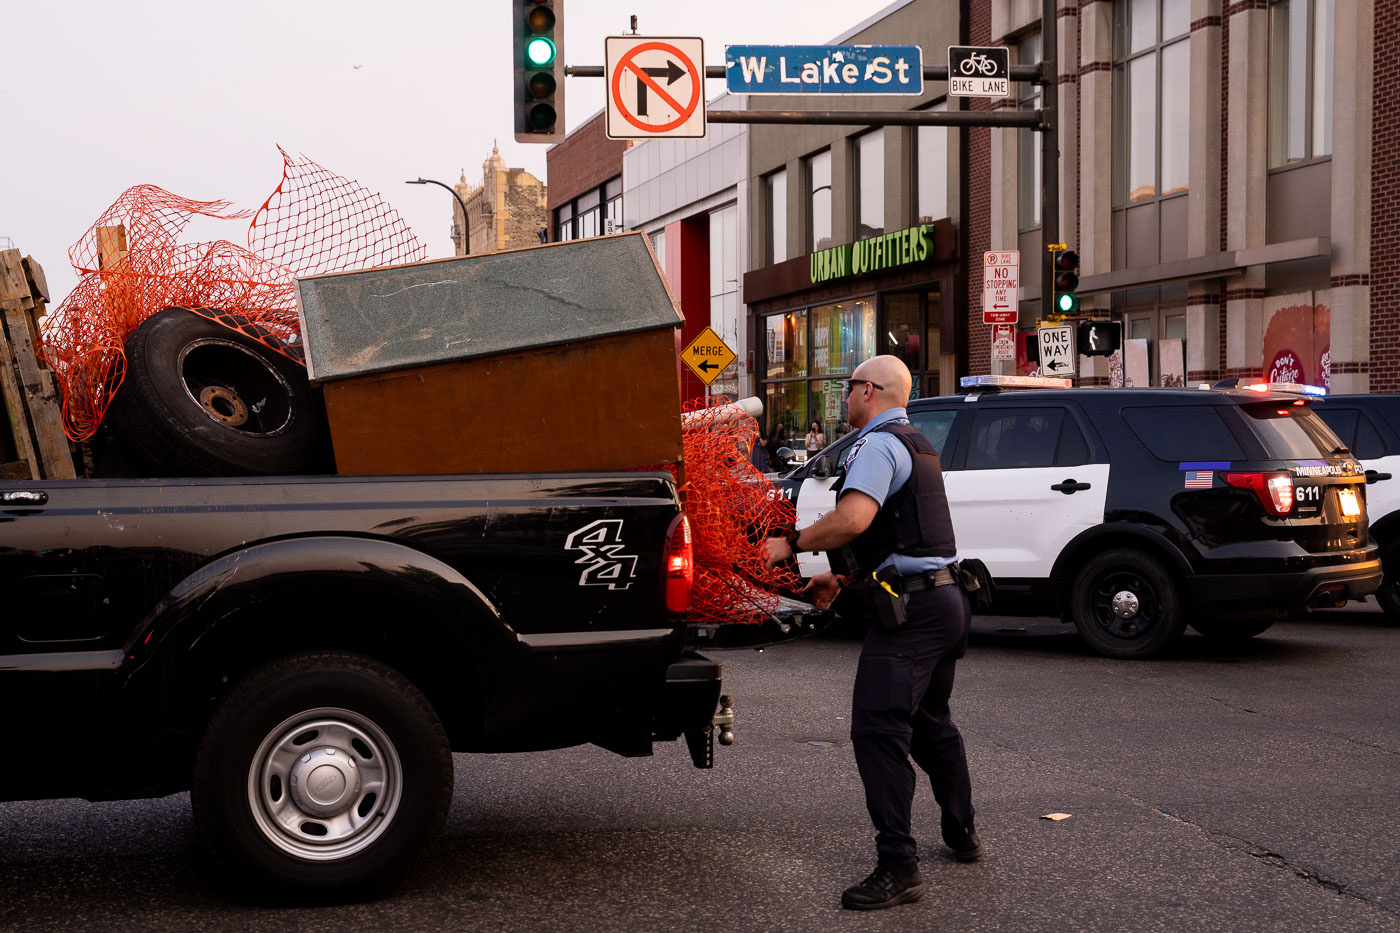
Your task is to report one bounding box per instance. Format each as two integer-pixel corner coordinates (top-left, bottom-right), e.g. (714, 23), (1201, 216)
(405, 177), (471, 256)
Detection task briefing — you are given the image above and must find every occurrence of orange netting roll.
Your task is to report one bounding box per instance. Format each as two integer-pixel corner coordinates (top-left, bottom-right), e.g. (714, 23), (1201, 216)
(39, 148), (427, 441)
(675, 396), (801, 625)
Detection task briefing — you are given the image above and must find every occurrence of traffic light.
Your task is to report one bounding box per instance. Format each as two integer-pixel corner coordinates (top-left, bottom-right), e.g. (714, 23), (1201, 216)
(1053, 248), (1079, 314)
(513, 0), (565, 143)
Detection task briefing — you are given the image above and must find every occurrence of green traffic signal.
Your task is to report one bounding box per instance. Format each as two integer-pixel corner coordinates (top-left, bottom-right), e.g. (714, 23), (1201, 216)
(1057, 291), (1079, 314)
(525, 36), (556, 67)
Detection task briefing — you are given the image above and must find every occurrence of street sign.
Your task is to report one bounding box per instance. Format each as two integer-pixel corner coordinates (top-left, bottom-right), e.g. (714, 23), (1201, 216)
(682, 325), (736, 385)
(606, 37), (706, 139)
(947, 46), (1011, 98)
(1037, 322), (1076, 377)
(724, 45), (923, 95)
(982, 250), (1018, 323)
(991, 323), (1015, 361)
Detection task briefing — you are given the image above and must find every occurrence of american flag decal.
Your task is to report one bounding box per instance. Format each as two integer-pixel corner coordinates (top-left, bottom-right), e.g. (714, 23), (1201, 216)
(1184, 471), (1213, 489)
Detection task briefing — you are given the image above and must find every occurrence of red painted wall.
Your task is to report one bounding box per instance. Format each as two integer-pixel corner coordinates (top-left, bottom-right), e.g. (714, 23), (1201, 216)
(665, 214), (712, 404)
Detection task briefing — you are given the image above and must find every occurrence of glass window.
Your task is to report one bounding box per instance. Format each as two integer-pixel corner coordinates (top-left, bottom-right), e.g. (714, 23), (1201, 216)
(966, 408), (1066, 470)
(650, 229), (665, 269)
(909, 409), (957, 457)
(1115, 0), (1191, 205)
(764, 381), (808, 450)
(1239, 403), (1343, 459)
(916, 103), (948, 224)
(766, 169), (787, 265)
(809, 301), (876, 376)
(1268, 0), (1334, 167)
(764, 310), (807, 379)
(807, 149), (833, 251)
(555, 202), (573, 242)
(1123, 406), (1247, 461)
(577, 207), (599, 239)
(855, 131), (884, 239)
(1316, 408), (1386, 459)
(1018, 33), (1042, 228)
(882, 293), (922, 371)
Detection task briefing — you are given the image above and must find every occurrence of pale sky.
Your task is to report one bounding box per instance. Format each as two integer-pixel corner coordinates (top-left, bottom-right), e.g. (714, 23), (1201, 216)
(3, 0), (894, 307)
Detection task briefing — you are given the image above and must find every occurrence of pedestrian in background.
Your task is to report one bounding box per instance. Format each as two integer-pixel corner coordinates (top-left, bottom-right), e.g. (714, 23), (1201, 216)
(805, 420), (826, 456)
(762, 354), (979, 911)
(750, 431), (771, 472)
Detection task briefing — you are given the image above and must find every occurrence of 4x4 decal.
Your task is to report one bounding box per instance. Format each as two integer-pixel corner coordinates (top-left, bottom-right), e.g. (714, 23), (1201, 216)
(565, 519), (638, 589)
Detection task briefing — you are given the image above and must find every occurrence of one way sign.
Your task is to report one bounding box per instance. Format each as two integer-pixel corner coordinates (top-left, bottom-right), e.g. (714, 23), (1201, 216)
(1036, 323), (1076, 376)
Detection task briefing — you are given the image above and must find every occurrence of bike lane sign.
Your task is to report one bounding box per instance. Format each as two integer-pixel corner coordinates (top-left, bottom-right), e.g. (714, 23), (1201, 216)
(947, 46), (1010, 98)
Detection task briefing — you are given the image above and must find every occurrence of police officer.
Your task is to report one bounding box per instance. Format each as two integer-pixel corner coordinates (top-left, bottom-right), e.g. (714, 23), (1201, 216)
(761, 354), (979, 911)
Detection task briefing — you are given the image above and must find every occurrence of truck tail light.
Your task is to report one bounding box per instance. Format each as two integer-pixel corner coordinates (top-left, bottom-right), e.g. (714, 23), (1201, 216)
(1226, 472), (1294, 516)
(663, 513), (694, 614)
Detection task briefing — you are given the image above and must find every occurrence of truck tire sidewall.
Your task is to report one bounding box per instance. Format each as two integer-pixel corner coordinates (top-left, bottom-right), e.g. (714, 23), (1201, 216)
(193, 654), (451, 897)
(1070, 548), (1186, 659)
(109, 308), (330, 476)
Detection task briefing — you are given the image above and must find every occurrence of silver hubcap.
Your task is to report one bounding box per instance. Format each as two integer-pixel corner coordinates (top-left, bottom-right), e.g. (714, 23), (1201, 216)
(1111, 590), (1140, 619)
(247, 708), (402, 861)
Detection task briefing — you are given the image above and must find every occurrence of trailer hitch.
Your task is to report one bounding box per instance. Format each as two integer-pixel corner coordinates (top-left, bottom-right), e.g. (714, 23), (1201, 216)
(684, 694), (735, 769)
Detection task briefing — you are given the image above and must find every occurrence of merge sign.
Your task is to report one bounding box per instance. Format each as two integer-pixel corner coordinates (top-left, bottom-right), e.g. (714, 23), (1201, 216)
(982, 250), (1018, 324)
(682, 325), (736, 386)
(725, 45), (923, 95)
(1037, 323), (1076, 377)
(947, 46), (1011, 98)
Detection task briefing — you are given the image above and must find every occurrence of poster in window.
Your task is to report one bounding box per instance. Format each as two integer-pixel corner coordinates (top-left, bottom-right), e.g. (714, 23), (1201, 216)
(1158, 338), (1185, 388)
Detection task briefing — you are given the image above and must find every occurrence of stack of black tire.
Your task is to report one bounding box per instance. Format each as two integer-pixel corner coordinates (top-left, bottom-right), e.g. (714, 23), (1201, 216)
(104, 307), (333, 477)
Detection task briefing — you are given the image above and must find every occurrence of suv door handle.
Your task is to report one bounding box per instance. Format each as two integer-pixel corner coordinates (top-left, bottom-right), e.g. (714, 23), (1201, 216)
(1366, 470), (1392, 484)
(1, 490), (48, 506)
(1050, 480), (1091, 494)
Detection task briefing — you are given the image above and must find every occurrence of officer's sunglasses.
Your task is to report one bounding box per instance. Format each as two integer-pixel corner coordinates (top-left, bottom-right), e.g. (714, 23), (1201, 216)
(843, 378), (884, 396)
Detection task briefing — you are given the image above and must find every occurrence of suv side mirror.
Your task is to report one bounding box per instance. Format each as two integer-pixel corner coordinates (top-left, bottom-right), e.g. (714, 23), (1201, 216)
(811, 455), (833, 478)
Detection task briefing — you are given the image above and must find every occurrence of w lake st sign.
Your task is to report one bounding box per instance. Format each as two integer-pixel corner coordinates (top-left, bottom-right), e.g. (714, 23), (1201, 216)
(725, 45), (923, 95)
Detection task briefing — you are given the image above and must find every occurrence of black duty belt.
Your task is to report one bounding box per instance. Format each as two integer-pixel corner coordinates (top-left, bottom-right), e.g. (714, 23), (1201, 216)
(898, 568), (956, 592)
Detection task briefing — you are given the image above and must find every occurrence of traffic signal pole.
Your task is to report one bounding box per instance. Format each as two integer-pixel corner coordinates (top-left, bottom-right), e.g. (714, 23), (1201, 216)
(1039, 0), (1058, 328)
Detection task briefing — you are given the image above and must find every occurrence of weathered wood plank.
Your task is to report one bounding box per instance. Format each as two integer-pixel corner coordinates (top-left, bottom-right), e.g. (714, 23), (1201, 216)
(22, 255), (49, 303)
(0, 319), (39, 480)
(0, 460), (32, 480)
(96, 225), (127, 270)
(0, 303), (75, 479)
(0, 249), (27, 303)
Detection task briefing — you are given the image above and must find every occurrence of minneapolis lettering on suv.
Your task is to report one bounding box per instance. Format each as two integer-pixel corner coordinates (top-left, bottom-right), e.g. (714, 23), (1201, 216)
(811, 224), (934, 285)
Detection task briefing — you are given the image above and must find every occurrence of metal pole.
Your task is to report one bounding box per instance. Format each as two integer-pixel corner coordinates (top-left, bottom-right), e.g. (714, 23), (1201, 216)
(1040, 0), (1059, 322)
(707, 109), (1042, 128)
(406, 178), (472, 255)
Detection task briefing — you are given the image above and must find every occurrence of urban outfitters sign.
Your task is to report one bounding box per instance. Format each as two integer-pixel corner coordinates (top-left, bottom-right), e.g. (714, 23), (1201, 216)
(810, 224), (934, 285)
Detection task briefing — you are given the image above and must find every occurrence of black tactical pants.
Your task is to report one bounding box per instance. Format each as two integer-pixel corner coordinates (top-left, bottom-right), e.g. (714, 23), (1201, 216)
(850, 582), (974, 866)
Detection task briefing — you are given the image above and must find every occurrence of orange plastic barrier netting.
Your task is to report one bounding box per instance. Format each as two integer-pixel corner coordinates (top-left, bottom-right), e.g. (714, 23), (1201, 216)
(673, 396), (801, 625)
(39, 149), (427, 441)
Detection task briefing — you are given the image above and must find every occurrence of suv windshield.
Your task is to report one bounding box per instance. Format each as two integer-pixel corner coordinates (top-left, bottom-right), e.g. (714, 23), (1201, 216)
(1239, 403), (1346, 459)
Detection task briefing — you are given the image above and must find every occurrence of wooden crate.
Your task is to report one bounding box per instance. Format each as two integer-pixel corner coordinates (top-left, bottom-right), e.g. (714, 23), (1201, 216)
(296, 232), (685, 475)
(0, 249), (75, 480)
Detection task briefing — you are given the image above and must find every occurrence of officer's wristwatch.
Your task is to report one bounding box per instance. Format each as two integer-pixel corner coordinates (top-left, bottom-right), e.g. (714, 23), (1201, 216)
(784, 528), (803, 553)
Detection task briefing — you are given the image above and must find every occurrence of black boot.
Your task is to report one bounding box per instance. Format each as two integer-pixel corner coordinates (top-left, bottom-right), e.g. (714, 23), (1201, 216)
(840, 862), (924, 910)
(942, 814), (983, 862)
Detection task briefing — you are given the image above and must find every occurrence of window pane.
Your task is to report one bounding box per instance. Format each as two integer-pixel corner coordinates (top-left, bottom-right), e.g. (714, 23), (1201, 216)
(578, 207), (599, 239)
(856, 131), (884, 239)
(1268, 0), (1292, 167)
(1057, 418), (1090, 466)
(1128, 55), (1157, 201)
(1123, 406), (1246, 461)
(650, 230), (665, 269)
(909, 410), (957, 457)
(764, 381), (808, 450)
(882, 293), (922, 370)
(807, 150), (833, 251)
(1018, 32), (1042, 227)
(916, 104), (948, 223)
(764, 310), (807, 379)
(1129, 0), (1156, 53)
(577, 188), (600, 212)
(1239, 403), (1341, 459)
(606, 197), (622, 234)
(767, 169), (787, 264)
(925, 289), (942, 391)
(1160, 40), (1190, 195)
(967, 408), (1065, 469)
(1162, 0), (1189, 40)
(1313, 0), (1334, 157)
(1287, 0), (1308, 161)
(1164, 314), (1186, 341)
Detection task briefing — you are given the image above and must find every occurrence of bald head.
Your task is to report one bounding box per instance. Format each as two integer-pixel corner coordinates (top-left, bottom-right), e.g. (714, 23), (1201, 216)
(847, 355), (912, 427)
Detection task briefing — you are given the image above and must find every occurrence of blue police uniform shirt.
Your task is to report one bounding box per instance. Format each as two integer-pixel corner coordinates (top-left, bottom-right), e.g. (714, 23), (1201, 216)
(837, 407), (959, 576)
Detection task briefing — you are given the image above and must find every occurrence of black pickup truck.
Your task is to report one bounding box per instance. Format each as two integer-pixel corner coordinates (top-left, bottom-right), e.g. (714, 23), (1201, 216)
(0, 470), (724, 895)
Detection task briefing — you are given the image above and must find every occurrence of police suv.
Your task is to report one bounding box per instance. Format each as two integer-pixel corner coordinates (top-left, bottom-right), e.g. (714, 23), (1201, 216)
(1312, 393), (1400, 620)
(779, 376), (1380, 659)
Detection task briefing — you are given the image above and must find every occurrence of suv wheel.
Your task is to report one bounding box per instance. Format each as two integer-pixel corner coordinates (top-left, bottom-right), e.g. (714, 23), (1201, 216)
(1376, 540), (1400, 622)
(1070, 549), (1187, 659)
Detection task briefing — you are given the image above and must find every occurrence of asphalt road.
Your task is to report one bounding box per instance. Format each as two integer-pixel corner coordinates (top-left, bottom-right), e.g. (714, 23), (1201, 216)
(2, 606), (1398, 932)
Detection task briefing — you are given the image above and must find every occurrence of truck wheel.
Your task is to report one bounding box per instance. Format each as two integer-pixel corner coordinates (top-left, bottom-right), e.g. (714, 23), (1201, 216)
(107, 307), (331, 476)
(191, 652), (452, 898)
(1376, 540), (1400, 623)
(1070, 549), (1187, 659)
(1189, 615), (1277, 641)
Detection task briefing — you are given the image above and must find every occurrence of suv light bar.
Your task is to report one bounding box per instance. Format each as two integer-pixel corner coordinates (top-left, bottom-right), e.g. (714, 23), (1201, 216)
(1243, 381), (1326, 397)
(959, 375), (1073, 390)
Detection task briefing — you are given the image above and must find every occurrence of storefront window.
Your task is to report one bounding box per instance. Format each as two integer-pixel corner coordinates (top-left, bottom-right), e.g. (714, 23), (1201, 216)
(765, 310), (807, 379)
(809, 301), (876, 376)
(883, 293), (922, 371)
(765, 381), (808, 450)
(811, 379), (851, 444)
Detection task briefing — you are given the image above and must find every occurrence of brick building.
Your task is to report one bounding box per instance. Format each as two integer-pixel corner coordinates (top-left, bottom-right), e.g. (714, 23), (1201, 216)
(450, 143), (548, 255)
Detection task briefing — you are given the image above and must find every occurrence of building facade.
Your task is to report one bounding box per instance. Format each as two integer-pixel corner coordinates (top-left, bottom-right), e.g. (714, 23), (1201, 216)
(451, 143), (548, 256)
(546, 111), (628, 243)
